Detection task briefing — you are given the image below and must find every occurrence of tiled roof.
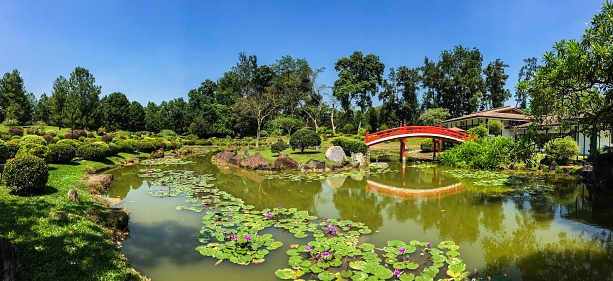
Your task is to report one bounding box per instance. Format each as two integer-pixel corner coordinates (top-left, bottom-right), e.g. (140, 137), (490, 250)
(440, 105), (529, 124)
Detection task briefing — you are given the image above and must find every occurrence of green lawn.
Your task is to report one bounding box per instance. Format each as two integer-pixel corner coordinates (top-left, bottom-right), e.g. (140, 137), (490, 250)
(0, 152), (147, 281)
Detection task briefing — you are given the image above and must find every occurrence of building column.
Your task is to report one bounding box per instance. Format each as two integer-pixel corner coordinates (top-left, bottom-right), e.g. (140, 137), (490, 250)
(401, 138), (406, 162)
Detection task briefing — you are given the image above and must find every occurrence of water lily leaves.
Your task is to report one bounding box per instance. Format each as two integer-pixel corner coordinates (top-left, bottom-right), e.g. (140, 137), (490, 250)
(286, 249), (300, 256)
(388, 240), (405, 247)
(318, 271), (336, 281)
(446, 250), (459, 257)
(350, 261), (366, 270)
(294, 232), (308, 238)
(351, 271), (368, 281)
(309, 264), (324, 273)
(406, 262), (419, 270)
(359, 228), (372, 234)
(275, 268), (296, 280)
(359, 243), (375, 251)
(399, 273), (415, 281)
(449, 263), (466, 273)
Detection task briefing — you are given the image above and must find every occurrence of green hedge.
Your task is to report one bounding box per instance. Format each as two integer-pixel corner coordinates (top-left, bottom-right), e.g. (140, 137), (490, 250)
(332, 137), (368, 155)
(544, 136), (579, 165)
(3, 154), (49, 194)
(420, 139), (434, 152)
(78, 142), (109, 161)
(20, 135), (47, 146)
(48, 142), (76, 164)
(0, 140), (9, 164)
(16, 143), (51, 163)
(437, 136), (515, 169)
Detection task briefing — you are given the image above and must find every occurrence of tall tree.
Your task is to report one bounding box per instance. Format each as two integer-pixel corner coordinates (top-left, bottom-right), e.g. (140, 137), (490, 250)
(333, 51), (385, 130)
(271, 56), (314, 116)
(168, 98), (188, 134)
(397, 66), (421, 125)
(514, 57), (539, 109)
(64, 67), (103, 130)
(101, 92), (130, 131)
(233, 52), (280, 147)
(0, 69), (32, 124)
(525, 1), (613, 160)
(419, 108), (451, 126)
(128, 101), (146, 132)
(33, 93), (51, 124)
(144, 101), (160, 132)
(49, 76), (69, 128)
(483, 59), (511, 109)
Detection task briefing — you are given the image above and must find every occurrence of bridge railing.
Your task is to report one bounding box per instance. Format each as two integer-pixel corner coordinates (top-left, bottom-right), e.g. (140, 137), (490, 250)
(365, 125), (472, 144)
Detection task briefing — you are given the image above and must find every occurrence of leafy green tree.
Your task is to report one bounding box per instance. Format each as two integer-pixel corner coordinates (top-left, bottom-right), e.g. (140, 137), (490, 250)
(216, 71), (241, 106)
(33, 93), (51, 124)
(49, 76), (69, 128)
(419, 108), (450, 126)
(271, 55), (314, 116)
(271, 116), (304, 136)
(488, 119), (503, 136)
(483, 59), (511, 109)
(514, 57), (539, 109)
(333, 51), (385, 129)
(525, 2), (613, 159)
(61, 67), (103, 130)
(0, 69), (32, 124)
(144, 101), (160, 132)
(289, 128), (321, 153)
(168, 98), (188, 134)
(128, 101), (146, 132)
(544, 137), (579, 165)
(101, 92), (130, 131)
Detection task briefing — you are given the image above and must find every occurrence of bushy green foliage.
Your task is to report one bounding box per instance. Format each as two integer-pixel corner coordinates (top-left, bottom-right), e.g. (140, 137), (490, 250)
(6, 141), (20, 158)
(358, 127), (366, 137)
(271, 140), (288, 154)
(379, 124), (389, 131)
(0, 140), (9, 163)
(48, 142), (76, 164)
(166, 141), (182, 150)
(544, 136), (579, 165)
(332, 137), (368, 155)
(42, 134), (55, 144)
(20, 135), (47, 146)
(289, 129), (321, 153)
(437, 136), (515, 169)
(420, 139), (435, 152)
(8, 128), (23, 136)
(46, 129), (60, 137)
(185, 134), (199, 140)
(487, 120), (503, 136)
(78, 142), (109, 161)
(159, 129), (178, 138)
(17, 143), (51, 162)
(3, 154), (49, 194)
(259, 130), (269, 137)
(115, 140), (135, 153)
(57, 139), (81, 150)
(100, 134), (113, 142)
(467, 126), (488, 138)
(1, 119), (20, 128)
(106, 143), (121, 156)
(135, 140), (157, 153)
(342, 123), (354, 134)
(26, 127), (40, 135)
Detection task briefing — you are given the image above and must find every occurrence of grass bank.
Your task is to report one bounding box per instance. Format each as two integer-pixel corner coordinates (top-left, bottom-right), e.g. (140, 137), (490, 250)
(0, 152), (148, 281)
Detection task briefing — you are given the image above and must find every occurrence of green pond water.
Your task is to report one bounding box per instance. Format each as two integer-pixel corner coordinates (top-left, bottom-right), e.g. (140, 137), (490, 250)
(104, 153), (613, 281)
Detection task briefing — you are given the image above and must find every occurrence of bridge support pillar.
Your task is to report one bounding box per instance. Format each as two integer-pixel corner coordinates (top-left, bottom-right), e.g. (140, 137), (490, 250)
(400, 138), (406, 162)
(438, 139), (442, 156)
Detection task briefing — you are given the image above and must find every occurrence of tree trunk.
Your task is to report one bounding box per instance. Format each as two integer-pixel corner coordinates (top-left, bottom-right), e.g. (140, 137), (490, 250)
(589, 128), (599, 162)
(1, 236), (18, 281)
(331, 108), (336, 134)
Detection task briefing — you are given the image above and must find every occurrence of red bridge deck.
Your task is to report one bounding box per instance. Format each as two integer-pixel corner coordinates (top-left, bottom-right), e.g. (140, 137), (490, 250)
(365, 125), (471, 146)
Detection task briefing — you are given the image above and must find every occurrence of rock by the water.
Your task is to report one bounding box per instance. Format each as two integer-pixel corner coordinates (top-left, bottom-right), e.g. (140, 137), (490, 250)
(578, 165), (594, 179)
(549, 161), (559, 172)
(244, 149), (250, 157)
(256, 167), (277, 172)
(274, 156), (300, 170)
(350, 153), (367, 167)
(150, 148), (164, 159)
(300, 164), (311, 171)
(228, 154), (242, 166)
(279, 152), (289, 157)
(562, 167), (572, 174)
(0, 236), (18, 281)
(315, 161), (326, 170)
(240, 154), (270, 169)
(225, 148), (235, 153)
(166, 152), (178, 157)
(83, 174), (113, 189)
(537, 164), (544, 171)
(305, 159), (326, 170)
(330, 164), (344, 170)
(325, 146), (346, 164)
(215, 151), (236, 163)
(67, 188), (79, 202)
(595, 152), (613, 191)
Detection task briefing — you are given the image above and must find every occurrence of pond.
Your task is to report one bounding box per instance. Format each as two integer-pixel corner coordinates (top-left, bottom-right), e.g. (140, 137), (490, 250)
(104, 153), (613, 281)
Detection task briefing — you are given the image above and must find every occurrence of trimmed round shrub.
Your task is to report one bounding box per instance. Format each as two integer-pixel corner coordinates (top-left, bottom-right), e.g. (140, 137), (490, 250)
(271, 140), (288, 154)
(8, 128), (23, 137)
(0, 140), (9, 163)
(155, 141), (167, 150)
(196, 139), (212, 145)
(185, 134), (198, 140)
(467, 126), (488, 138)
(420, 138), (435, 152)
(73, 129), (87, 138)
(20, 135), (47, 146)
(42, 134), (55, 144)
(135, 140), (156, 153)
(342, 124), (355, 134)
(46, 129), (59, 137)
(167, 141), (182, 150)
(63, 132), (79, 139)
(1, 119), (20, 128)
(107, 143), (121, 156)
(87, 133), (94, 138)
(57, 139), (81, 150)
(182, 139), (196, 145)
(289, 129), (321, 153)
(544, 136), (579, 165)
(115, 140), (135, 153)
(6, 142), (21, 158)
(48, 142), (76, 164)
(97, 129), (106, 136)
(3, 154), (49, 194)
(487, 120), (503, 136)
(379, 124), (389, 131)
(331, 137), (368, 155)
(101, 134), (113, 143)
(78, 142), (110, 161)
(16, 143), (51, 163)
(26, 127), (40, 135)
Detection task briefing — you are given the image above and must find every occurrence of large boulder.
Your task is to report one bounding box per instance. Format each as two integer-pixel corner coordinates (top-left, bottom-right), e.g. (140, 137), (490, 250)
(240, 154), (270, 169)
(305, 159), (325, 170)
(549, 161), (559, 173)
(0, 236), (18, 281)
(150, 148), (164, 159)
(274, 156), (299, 170)
(350, 153), (367, 168)
(83, 174), (113, 189)
(330, 164), (344, 170)
(325, 146), (346, 164)
(215, 151), (236, 164)
(228, 154), (243, 166)
(595, 152), (613, 191)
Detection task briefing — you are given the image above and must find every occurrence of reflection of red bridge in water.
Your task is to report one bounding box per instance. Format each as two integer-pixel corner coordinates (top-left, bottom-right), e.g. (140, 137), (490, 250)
(365, 125), (473, 160)
(366, 180), (464, 200)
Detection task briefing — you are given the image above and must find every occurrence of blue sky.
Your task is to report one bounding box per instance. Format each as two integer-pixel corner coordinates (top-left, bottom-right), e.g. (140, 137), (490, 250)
(0, 0), (604, 108)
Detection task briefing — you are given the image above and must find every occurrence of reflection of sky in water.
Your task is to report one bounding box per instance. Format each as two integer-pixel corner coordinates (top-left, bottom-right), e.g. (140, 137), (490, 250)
(104, 155), (613, 281)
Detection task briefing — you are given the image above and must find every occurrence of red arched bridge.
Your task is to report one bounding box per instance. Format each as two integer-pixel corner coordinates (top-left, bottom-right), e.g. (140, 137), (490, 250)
(365, 125), (473, 160)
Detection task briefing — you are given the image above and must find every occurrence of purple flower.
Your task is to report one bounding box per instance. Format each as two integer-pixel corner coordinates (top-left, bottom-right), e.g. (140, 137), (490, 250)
(222, 230), (227, 234)
(245, 235), (251, 241)
(323, 218), (328, 222)
(305, 246), (312, 251)
(399, 248), (406, 253)
(327, 224), (334, 229)
(278, 206), (282, 210)
(394, 269), (404, 277)
(331, 230), (336, 235)
(228, 210), (232, 213)
(266, 211), (270, 214)
(213, 218), (217, 222)
(427, 243), (432, 247)
(322, 251), (329, 257)
(264, 214), (270, 218)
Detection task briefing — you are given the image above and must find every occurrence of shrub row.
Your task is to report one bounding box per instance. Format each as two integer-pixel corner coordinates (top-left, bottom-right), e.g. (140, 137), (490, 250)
(332, 137), (368, 155)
